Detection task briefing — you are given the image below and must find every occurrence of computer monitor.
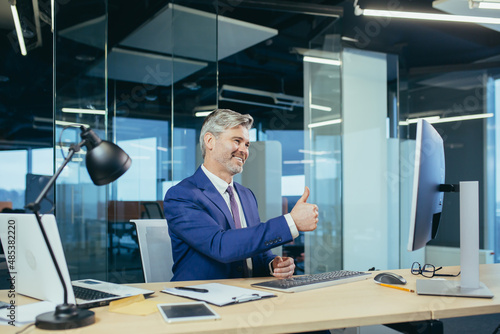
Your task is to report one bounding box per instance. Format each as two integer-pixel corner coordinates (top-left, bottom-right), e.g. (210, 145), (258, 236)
(407, 119), (445, 251)
(407, 119), (493, 298)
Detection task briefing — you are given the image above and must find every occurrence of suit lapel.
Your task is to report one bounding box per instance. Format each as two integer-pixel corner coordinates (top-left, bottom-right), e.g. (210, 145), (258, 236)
(193, 167), (236, 229)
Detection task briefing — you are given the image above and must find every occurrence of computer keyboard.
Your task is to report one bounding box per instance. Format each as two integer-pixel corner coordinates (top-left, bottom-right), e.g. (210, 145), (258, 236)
(73, 285), (119, 301)
(252, 270), (372, 293)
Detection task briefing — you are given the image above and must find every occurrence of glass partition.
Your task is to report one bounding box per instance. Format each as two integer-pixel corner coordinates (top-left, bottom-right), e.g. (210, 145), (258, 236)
(401, 67), (497, 267)
(303, 48), (342, 274)
(170, 0), (218, 183)
(54, 0), (108, 281)
(107, 0), (218, 282)
(216, 4), (345, 274)
(0, 0), (55, 290)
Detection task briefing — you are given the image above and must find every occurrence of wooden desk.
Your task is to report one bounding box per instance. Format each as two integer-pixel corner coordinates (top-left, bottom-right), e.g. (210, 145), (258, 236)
(1, 264), (499, 334)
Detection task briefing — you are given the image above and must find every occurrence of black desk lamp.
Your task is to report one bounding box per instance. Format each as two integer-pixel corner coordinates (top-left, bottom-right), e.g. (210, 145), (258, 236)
(24, 125), (132, 330)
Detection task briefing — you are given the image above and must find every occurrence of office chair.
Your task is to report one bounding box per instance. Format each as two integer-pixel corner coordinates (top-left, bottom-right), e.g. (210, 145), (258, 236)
(141, 202), (165, 219)
(130, 219), (173, 282)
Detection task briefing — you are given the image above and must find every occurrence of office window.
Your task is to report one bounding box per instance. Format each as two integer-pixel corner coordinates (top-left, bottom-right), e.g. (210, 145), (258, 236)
(116, 137), (157, 201)
(32, 148), (54, 175)
(0, 150), (27, 210)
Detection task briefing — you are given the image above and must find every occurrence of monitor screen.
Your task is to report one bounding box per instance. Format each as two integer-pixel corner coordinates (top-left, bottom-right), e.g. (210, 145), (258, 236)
(407, 119), (445, 251)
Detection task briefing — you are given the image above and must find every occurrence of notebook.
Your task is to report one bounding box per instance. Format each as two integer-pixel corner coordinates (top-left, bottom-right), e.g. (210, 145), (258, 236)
(0, 213), (154, 309)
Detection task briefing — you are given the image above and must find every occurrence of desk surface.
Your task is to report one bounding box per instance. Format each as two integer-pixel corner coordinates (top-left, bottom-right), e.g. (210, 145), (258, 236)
(1, 264), (499, 334)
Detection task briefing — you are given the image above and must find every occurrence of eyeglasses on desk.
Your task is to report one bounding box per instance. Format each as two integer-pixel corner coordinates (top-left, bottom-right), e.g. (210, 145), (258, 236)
(411, 262), (461, 278)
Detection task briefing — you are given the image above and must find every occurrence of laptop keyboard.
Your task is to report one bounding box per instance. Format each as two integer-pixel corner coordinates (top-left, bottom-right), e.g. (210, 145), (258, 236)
(73, 285), (119, 301)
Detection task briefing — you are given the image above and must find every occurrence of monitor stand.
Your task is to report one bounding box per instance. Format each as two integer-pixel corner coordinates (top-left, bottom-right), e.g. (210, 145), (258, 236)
(416, 181), (493, 298)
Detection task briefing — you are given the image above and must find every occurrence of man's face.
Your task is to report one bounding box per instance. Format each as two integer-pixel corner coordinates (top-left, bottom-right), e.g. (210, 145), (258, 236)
(211, 125), (250, 176)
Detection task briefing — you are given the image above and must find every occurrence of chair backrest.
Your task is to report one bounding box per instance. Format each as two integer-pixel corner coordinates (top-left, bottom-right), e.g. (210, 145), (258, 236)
(141, 202), (165, 219)
(130, 219), (173, 282)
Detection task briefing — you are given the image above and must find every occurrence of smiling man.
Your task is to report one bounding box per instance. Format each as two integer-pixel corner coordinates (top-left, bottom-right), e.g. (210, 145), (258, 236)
(163, 109), (319, 281)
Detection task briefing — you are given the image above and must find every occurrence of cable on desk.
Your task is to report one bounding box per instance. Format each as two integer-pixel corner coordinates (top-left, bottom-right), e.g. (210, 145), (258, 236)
(16, 323), (34, 334)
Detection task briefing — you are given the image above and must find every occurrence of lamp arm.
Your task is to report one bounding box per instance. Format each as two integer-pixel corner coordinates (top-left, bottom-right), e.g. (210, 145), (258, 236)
(24, 139), (87, 306)
(26, 140), (85, 212)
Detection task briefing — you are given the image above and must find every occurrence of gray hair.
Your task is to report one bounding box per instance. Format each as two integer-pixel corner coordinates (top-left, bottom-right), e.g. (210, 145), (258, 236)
(199, 109), (254, 158)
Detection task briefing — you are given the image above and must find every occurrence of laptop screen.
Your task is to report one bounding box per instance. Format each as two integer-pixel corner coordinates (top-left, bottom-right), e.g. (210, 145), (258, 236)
(0, 213), (76, 304)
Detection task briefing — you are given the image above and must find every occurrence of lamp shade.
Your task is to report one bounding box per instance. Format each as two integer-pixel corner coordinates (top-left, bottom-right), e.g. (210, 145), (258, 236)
(80, 126), (132, 185)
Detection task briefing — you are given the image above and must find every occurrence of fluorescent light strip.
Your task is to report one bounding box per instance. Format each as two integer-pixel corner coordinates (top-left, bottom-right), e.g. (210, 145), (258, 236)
(62, 108), (106, 115)
(55, 120), (90, 128)
(283, 160), (314, 165)
(298, 149), (332, 156)
(195, 111), (212, 117)
(303, 56), (341, 66)
(362, 9), (500, 24)
(157, 146), (168, 152)
(407, 116), (441, 124)
(308, 119), (342, 128)
(401, 113), (493, 125)
(310, 104), (332, 112)
(478, 1), (500, 9)
(51, 0), (54, 32)
(429, 113), (493, 124)
(10, 4), (27, 56)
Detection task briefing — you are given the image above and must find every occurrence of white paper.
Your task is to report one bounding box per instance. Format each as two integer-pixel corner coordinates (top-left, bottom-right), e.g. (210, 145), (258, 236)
(162, 283), (275, 306)
(0, 301), (57, 327)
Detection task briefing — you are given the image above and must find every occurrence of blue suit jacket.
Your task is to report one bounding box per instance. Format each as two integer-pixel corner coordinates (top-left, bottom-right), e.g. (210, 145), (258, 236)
(163, 167), (293, 281)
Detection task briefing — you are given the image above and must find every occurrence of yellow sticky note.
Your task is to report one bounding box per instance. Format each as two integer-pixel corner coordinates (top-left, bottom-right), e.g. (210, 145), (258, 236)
(109, 295), (159, 316)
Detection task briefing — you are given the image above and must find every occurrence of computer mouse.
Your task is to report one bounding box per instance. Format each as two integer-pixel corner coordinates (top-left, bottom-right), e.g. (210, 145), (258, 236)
(374, 272), (407, 285)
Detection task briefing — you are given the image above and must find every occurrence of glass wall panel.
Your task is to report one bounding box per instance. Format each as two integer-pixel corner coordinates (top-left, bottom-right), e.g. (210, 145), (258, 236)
(102, 0), (218, 282)
(55, 0), (108, 281)
(304, 51), (342, 274)
(0, 0), (54, 215)
(216, 3), (344, 274)
(106, 1), (176, 282)
(170, 0), (218, 185)
(0, 0), (55, 289)
(403, 68), (496, 266)
(341, 48), (393, 271)
(218, 4), (304, 269)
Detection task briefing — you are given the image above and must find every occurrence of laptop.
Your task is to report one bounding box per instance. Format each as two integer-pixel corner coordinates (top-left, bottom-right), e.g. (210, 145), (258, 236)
(0, 213), (154, 309)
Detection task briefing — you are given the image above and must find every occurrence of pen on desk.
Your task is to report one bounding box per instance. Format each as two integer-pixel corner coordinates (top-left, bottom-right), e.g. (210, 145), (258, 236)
(175, 286), (209, 293)
(379, 283), (415, 293)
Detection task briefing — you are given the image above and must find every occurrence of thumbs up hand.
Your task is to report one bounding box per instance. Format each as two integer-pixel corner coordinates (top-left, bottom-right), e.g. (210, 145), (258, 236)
(290, 187), (318, 232)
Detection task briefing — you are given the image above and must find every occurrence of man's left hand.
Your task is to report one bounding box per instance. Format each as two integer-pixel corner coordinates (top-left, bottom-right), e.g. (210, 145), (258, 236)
(272, 256), (295, 279)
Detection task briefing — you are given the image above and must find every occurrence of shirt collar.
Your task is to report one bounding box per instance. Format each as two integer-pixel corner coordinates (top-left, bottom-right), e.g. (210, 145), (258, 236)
(201, 164), (233, 195)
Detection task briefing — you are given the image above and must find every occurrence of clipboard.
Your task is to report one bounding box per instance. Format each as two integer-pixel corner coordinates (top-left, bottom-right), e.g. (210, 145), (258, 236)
(161, 283), (276, 306)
